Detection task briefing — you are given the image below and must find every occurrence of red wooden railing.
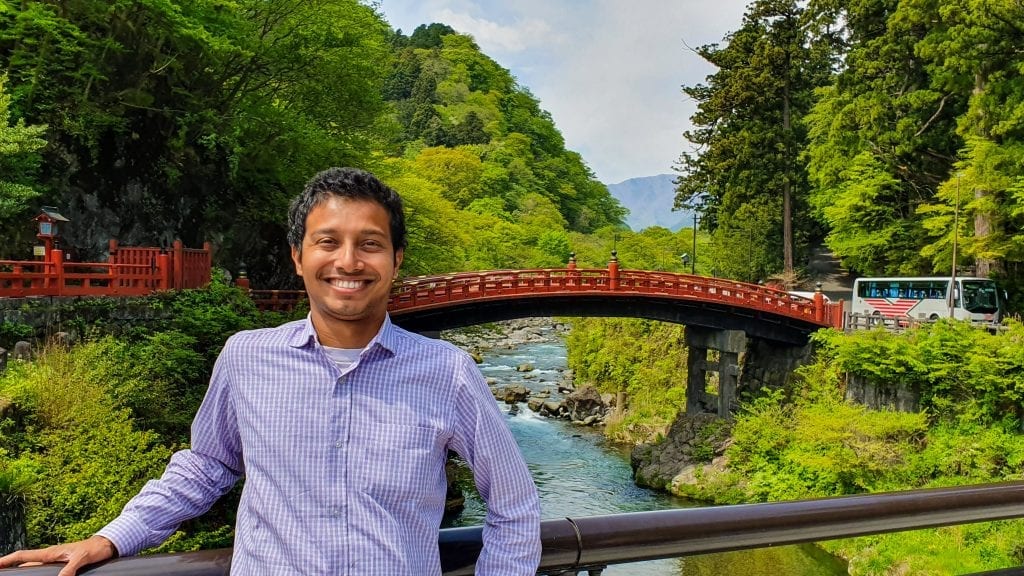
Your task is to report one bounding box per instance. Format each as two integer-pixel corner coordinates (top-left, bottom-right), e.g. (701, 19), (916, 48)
(387, 268), (844, 328)
(0, 240), (211, 298)
(243, 267), (844, 329)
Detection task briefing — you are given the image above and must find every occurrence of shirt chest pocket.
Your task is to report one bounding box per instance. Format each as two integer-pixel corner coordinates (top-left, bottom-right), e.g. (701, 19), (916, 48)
(351, 423), (446, 504)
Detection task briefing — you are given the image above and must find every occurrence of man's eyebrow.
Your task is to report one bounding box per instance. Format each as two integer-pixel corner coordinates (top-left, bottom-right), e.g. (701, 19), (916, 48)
(308, 227), (388, 237)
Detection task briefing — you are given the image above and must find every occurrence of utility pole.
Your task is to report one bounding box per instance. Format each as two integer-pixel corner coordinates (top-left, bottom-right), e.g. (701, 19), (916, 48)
(949, 174), (960, 318)
(691, 212), (697, 275)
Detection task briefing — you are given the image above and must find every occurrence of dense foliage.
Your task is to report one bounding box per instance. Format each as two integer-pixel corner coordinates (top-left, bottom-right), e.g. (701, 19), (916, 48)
(677, 0), (1024, 299)
(675, 0), (834, 281)
(0, 281), (300, 550)
(672, 321), (1024, 573)
(567, 318), (688, 443)
(0, 2), (625, 286)
(0, 73), (46, 242)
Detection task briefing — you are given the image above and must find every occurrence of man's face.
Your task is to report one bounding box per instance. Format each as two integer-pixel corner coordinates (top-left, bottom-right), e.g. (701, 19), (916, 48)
(291, 196), (403, 345)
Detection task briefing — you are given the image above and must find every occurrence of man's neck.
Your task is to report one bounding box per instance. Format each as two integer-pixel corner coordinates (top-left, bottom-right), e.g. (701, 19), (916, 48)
(310, 315), (384, 349)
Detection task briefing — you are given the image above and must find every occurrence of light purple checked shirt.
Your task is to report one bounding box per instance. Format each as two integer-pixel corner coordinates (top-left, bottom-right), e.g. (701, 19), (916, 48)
(97, 315), (541, 575)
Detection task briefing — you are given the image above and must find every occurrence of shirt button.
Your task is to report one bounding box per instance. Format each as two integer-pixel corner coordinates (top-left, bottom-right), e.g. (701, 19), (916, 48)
(335, 440), (345, 448)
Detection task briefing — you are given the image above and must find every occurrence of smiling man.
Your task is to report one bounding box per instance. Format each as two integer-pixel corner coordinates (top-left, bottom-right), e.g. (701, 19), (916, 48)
(0, 167), (541, 575)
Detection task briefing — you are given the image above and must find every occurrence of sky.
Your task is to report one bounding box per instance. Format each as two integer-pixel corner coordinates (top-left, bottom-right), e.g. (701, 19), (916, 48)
(377, 0), (750, 185)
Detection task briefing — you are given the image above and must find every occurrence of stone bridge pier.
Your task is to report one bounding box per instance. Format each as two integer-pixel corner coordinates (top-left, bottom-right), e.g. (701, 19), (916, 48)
(685, 326), (814, 418)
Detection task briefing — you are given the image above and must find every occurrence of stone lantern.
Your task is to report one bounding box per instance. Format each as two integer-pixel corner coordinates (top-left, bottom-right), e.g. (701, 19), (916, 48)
(33, 206), (69, 260)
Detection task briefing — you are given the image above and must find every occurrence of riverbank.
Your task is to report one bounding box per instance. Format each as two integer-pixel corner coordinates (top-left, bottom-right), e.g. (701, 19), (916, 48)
(443, 317), (571, 353)
(448, 332), (846, 575)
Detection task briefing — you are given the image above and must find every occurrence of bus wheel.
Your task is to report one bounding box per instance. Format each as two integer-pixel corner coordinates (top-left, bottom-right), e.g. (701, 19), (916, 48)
(929, 314), (940, 321)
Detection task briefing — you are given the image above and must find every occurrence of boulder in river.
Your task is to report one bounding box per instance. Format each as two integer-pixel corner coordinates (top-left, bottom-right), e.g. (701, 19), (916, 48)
(630, 412), (732, 491)
(500, 385), (530, 404)
(563, 385), (606, 422)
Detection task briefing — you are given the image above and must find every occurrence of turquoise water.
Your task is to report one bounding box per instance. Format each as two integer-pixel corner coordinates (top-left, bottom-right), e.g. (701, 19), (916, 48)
(447, 339), (848, 575)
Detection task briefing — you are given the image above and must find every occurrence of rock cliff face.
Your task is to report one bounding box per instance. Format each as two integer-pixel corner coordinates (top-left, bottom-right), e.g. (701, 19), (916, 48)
(630, 412), (732, 491)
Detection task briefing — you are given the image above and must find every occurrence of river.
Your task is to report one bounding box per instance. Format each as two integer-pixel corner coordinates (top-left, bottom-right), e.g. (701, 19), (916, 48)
(443, 335), (848, 575)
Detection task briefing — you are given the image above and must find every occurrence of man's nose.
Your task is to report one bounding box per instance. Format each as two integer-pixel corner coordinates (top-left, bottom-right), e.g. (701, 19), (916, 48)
(333, 244), (363, 272)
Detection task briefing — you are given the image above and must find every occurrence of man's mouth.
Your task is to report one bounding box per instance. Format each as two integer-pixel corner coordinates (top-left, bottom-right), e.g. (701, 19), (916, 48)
(328, 278), (367, 290)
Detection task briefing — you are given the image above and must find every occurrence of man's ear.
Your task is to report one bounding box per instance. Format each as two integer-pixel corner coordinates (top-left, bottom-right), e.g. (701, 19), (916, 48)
(393, 248), (404, 278)
(291, 246), (303, 277)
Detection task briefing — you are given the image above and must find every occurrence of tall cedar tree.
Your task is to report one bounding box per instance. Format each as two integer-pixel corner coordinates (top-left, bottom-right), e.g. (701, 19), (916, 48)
(675, 0), (833, 281)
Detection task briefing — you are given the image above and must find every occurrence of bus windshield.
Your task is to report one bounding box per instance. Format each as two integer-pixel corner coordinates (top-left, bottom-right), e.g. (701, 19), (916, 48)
(961, 280), (1000, 314)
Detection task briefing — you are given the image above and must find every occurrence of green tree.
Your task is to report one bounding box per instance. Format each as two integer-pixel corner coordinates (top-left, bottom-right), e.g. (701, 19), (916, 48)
(915, 0), (1024, 278)
(804, 0), (962, 276)
(0, 0), (391, 285)
(676, 0), (832, 278)
(0, 73), (46, 231)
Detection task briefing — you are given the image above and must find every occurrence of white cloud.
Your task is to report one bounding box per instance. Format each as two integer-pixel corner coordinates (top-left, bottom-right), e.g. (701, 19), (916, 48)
(377, 0), (749, 184)
(435, 9), (558, 53)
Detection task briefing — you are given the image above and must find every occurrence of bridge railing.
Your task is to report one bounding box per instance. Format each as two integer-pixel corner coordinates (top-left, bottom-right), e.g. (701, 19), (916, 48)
(238, 267), (846, 329)
(4, 480), (1023, 575)
(0, 241), (210, 298)
(388, 268), (844, 328)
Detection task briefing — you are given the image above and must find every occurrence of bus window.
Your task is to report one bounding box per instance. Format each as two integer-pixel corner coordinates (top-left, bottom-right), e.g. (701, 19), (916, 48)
(961, 280), (999, 314)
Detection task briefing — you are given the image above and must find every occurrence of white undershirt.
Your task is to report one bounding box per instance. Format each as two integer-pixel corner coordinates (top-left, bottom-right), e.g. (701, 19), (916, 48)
(322, 346), (363, 371)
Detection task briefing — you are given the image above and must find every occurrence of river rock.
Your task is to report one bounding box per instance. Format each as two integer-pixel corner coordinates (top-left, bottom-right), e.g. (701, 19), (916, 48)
(442, 318), (567, 351)
(516, 363), (535, 372)
(631, 412), (732, 491)
(51, 332), (74, 349)
(563, 385), (606, 422)
(541, 400), (563, 416)
(500, 385), (530, 404)
(11, 341), (32, 361)
(669, 454), (731, 494)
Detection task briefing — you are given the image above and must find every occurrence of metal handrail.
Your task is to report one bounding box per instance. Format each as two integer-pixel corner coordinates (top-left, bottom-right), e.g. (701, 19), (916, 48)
(4, 481), (1024, 575)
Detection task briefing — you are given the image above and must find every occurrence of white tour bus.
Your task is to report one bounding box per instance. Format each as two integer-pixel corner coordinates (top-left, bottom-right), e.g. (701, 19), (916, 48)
(851, 276), (1004, 323)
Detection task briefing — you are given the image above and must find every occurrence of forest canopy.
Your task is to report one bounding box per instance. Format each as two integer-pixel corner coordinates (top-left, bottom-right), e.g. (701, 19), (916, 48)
(0, 1), (625, 286)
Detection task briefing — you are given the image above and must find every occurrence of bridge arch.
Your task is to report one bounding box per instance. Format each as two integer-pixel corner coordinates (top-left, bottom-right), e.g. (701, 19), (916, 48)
(388, 268), (841, 346)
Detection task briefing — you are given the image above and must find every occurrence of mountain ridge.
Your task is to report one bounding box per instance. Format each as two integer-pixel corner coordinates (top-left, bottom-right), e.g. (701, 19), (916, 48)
(607, 174), (694, 232)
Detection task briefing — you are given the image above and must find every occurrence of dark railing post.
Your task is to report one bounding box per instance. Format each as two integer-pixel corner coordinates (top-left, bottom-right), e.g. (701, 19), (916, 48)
(813, 281), (825, 323)
(156, 253), (172, 291)
(51, 249), (64, 296)
(608, 251), (618, 290)
(172, 240), (184, 290)
(235, 267), (250, 293)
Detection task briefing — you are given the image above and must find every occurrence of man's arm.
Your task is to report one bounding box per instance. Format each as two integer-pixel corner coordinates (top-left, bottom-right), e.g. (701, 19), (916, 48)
(0, 341), (244, 575)
(449, 354), (542, 575)
(95, 344), (244, 556)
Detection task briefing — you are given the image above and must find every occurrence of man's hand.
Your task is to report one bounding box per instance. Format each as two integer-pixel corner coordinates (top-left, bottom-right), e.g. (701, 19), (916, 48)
(0, 535), (117, 576)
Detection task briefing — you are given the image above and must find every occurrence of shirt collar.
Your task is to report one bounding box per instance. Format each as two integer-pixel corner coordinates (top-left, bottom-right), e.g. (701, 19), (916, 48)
(287, 313), (399, 357)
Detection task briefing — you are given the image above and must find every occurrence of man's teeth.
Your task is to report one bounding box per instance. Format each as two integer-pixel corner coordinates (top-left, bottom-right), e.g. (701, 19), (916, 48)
(330, 279), (364, 289)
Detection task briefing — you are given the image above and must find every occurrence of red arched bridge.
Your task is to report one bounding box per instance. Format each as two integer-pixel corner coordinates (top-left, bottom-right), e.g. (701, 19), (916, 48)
(249, 263), (844, 346)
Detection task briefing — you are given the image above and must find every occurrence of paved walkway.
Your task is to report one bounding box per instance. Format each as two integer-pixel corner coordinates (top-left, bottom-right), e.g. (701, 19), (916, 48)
(806, 245), (854, 303)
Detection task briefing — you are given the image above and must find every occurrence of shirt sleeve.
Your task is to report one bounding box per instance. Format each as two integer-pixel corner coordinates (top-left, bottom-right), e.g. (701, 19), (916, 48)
(96, 343), (244, 556)
(449, 354), (542, 575)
